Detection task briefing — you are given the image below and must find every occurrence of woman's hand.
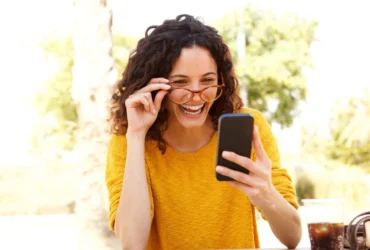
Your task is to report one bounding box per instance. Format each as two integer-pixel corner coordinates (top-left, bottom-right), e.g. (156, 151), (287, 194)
(125, 78), (171, 136)
(216, 125), (302, 249)
(215, 125), (275, 209)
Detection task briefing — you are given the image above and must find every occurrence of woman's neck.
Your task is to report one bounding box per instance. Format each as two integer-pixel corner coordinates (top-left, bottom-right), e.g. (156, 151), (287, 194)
(162, 116), (215, 153)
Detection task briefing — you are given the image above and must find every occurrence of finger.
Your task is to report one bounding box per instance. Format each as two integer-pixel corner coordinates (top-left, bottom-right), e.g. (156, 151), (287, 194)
(221, 151), (266, 177)
(252, 125), (270, 165)
(126, 93), (151, 112)
(140, 94), (151, 112)
(154, 90), (168, 111)
(148, 78), (169, 84)
(143, 92), (156, 114)
(136, 83), (171, 94)
(128, 92), (155, 113)
(216, 166), (257, 186)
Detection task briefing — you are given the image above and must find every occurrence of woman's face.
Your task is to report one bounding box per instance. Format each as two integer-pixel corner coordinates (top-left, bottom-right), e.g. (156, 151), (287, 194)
(164, 46), (219, 129)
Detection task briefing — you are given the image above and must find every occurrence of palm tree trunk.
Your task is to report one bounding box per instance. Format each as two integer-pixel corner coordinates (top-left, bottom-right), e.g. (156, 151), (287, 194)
(72, 0), (119, 249)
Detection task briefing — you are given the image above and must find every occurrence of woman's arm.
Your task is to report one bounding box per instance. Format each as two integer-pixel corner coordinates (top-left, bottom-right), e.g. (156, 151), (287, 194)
(258, 185), (302, 249)
(216, 110), (302, 249)
(114, 132), (152, 250)
(110, 80), (169, 249)
(216, 129), (302, 248)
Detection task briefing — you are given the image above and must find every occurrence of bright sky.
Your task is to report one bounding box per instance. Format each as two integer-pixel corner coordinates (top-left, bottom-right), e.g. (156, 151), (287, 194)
(0, 0), (369, 165)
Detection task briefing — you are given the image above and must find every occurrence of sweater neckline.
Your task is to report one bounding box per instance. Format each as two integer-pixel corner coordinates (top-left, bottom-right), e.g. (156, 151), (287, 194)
(164, 131), (218, 157)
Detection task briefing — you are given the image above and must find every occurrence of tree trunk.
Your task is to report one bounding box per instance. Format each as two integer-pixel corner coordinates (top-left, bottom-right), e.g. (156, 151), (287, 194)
(72, 0), (119, 249)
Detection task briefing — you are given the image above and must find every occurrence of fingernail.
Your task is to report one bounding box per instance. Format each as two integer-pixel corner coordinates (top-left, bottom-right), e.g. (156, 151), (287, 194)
(164, 85), (171, 89)
(223, 151), (231, 157)
(216, 166), (223, 172)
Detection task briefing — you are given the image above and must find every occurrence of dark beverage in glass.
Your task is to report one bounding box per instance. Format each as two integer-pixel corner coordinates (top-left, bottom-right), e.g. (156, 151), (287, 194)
(308, 222), (344, 250)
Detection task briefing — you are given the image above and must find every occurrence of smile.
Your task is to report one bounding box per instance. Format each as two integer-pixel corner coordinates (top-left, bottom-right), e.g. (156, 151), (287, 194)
(179, 104), (205, 115)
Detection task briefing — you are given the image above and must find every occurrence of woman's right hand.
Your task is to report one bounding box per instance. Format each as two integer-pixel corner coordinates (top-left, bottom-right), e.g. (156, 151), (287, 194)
(125, 78), (171, 136)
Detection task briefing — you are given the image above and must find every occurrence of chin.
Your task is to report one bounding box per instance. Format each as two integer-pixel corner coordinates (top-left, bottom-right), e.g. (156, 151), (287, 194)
(174, 102), (211, 128)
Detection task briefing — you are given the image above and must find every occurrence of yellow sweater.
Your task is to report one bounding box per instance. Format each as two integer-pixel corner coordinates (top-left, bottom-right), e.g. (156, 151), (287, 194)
(105, 107), (299, 250)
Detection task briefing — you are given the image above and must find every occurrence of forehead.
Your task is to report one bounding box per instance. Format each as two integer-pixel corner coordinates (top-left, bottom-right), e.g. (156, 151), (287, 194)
(170, 46), (217, 76)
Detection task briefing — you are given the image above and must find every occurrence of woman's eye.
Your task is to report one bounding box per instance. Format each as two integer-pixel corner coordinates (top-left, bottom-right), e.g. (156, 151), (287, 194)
(172, 79), (187, 84)
(202, 78), (215, 83)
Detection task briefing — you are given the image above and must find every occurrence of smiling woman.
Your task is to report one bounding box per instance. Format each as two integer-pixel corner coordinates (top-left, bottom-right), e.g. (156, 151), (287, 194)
(110, 16), (242, 153)
(106, 14), (301, 250)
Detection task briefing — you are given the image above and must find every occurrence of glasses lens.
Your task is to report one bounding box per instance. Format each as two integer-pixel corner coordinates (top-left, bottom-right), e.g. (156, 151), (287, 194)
(169, 89), (192, 104)
(200, 86), (223, 102)
(169, 86), (223, 104)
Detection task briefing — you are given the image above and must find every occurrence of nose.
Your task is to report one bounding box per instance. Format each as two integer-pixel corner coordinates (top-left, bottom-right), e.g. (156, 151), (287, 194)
(189, 81), (202, 90)
(192, 92), (202, 102)
(189, 82), (202, 102)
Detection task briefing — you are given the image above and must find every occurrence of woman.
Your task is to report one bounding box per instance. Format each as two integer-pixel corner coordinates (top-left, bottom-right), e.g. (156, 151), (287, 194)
(106, 14), (302, 250)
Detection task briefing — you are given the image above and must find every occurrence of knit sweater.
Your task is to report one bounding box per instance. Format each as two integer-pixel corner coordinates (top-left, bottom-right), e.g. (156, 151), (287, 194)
(105, 107), (299, 250)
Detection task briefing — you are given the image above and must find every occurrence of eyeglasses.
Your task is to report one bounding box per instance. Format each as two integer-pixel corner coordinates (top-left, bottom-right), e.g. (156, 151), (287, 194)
(168, 84), (225, 105)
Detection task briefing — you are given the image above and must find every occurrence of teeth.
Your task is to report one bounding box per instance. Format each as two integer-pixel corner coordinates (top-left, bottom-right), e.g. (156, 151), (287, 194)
(180, 104), (204, 110)
(182, 108), (202, 115)
(179, 104), (204, 115)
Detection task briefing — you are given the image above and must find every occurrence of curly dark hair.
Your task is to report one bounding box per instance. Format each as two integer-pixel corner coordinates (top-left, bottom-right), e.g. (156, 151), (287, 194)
(110, 14), (243, 153)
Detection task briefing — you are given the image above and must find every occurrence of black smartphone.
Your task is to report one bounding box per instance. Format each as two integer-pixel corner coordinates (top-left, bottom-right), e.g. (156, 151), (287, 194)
(215, 113), (254, 181)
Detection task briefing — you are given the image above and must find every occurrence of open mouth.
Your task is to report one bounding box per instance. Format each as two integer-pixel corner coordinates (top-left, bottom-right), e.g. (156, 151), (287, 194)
(178, 103), (205, 115)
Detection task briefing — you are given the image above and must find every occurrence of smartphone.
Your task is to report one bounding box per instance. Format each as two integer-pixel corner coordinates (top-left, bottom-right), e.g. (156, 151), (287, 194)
(215, 113), (254, 181)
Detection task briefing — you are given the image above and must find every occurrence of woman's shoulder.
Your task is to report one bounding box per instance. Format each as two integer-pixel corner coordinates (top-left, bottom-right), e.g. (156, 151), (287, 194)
(237, 107), (270, 128)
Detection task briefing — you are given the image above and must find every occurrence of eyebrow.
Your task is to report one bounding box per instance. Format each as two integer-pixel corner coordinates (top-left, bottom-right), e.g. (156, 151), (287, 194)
(169, 72), (217, 79)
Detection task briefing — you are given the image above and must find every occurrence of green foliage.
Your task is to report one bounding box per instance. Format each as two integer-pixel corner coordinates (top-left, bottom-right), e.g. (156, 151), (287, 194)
(32, 34), (138, 152)
(300, 124), (328, 158)
(293, 157), (370, 211)
(307, 160), (369, 208)
(295, 174), (315, 204)
(32, 36), (77, 153)
(215, 5), (317, 127)
(326, 90), (370, 171)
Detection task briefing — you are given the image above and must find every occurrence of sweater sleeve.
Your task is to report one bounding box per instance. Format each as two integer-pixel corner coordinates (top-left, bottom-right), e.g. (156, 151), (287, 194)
(247, 109), (299, 217)
(105, 134), (154, 231)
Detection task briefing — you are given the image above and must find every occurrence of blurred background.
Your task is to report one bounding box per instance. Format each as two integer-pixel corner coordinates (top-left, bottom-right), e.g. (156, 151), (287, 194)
(0, 0), (369, 249)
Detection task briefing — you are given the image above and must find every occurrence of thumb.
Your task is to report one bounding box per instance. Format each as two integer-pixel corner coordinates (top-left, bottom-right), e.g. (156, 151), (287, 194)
(154, 90), (168, 111)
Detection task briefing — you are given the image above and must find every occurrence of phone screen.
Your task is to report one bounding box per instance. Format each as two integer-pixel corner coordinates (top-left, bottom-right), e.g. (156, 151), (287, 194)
(215, 113), (254, 181)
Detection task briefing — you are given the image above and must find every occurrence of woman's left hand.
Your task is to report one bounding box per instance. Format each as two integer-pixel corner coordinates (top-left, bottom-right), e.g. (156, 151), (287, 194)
(215, 125), (275, 208)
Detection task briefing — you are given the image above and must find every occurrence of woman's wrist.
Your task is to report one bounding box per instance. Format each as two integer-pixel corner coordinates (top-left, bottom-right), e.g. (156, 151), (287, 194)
(258, 185), (281, 215)
(126, 129), (147, 142)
